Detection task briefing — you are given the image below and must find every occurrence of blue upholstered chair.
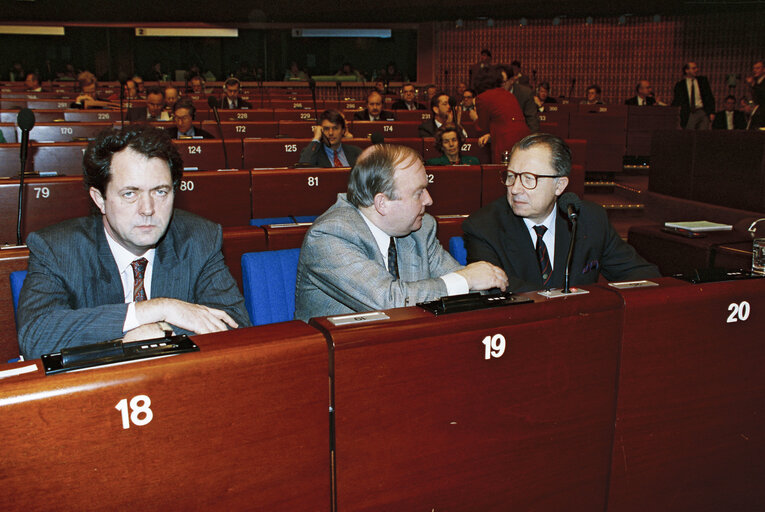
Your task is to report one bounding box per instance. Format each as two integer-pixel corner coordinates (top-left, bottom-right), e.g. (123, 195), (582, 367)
(241, 248), (301, 326)
(250, 217), (295, 227)
(448, 236), (467, 265)
(10, 270), (27, 328)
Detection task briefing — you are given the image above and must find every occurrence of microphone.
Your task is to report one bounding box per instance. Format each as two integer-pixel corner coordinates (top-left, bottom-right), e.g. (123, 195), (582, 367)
(207, 95), (221, 124)
(558, 192), (582, 293)
(308, 78), (319, 124)
(568, 78), (576, 99)
(558, 191), (582, 220)
(207, 96), (229, 169)
(370, 132), (385, 145)
(17, 108), (35, 245)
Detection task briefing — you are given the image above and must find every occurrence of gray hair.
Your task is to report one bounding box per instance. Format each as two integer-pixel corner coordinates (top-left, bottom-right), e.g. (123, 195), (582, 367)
(511, 133), (572, 177)
(347, 144), (422, 207)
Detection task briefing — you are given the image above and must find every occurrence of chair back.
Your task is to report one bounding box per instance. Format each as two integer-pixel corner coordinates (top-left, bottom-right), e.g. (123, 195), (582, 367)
(448, 236), (467, 265)
(241, 248), (301, 325)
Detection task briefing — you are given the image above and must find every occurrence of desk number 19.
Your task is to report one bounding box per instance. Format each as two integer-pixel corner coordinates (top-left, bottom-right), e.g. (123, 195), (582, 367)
(115, 395), (153, 429)
(482, 334), (506, 360)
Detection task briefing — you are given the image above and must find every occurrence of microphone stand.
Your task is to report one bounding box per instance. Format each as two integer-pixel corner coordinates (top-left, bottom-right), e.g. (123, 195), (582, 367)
(563, 212), (577, 294)
(209, 98), (229, 169)
(119, 80), (125, 130)
(259, 77), (265, 109)
(16, 110), (35, 246)
(309, 78), (319, 124)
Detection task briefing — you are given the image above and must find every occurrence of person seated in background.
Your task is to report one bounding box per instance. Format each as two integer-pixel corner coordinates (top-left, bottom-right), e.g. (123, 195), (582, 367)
(581, 84), (604, 105)
(418, 92), (467, 138)
(299, 109), (362, 168)
(188, 75), (207, 95)
(425, 124), (480, 166)
(744, 97), (763, 130)
(500, 65), (539, 131)
(127, 86), (171, 122)
(24, 72), (43, 92)
(164, 86), (180, 115)
(284, 61), (308, 81)
(712, 94), (747, 130)
(509, 60), (530, 86)
(70, 71), (118, 109)
(353, 90), (396, 121)
(124, 80), (139, 100)
(534, 82), (557, 111)
(294, 144), (508, 321)
(456, 82), (468, 97)
(456, 88), (479, 124)
(220, 77), (252, 109)
(17, 125), (250, 360)
(462, 133), (659, 293)
(379, 61), (404, 82)
(391, 83), (427, 111)
(131, 75), (146, 98)
(335, 62), (365, 81)
(424, 84), (439, 103)
(625, 80), (657, 106)
(166, 99), (215, 139)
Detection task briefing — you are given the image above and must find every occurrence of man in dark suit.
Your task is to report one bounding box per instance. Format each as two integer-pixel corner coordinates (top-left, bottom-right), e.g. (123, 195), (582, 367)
(500, 65), (539, 131)
(220, 77), (252, 109)
(625, 80), (657, 106)
(672, 61), (715, 129)
(463, 133), (659, 293)
(294, 144), (507, 321)
(391, 83), (427, 111)
(353, 90), (395, 121)
(17, 125), (249, 359)
(165, 99), (215, 139)
(712, 95), (747, 130)
(298, 109), (363, 168)
(418, 92), (466, 138)
(127, 86), (171, 122)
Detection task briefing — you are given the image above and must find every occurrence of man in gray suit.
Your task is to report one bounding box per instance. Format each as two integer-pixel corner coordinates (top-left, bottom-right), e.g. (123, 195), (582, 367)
(18, 126), (250, 359)
(294, 144), (508, 321)
(298, 109), (363, 168)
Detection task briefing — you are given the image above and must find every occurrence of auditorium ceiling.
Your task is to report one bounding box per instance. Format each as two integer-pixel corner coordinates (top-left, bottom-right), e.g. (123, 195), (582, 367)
(2, 0), (758, 24)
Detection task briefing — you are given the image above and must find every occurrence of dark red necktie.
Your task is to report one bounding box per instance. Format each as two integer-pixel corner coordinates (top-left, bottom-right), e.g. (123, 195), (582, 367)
(333, 150), (342, 167)
(131, 258), (148, 302)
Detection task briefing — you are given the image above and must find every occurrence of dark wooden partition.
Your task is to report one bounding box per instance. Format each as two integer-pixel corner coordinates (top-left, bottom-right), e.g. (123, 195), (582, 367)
(312, 287), (623, 511)
(606, 277), (765, 511)
(0, 323), (331, 511)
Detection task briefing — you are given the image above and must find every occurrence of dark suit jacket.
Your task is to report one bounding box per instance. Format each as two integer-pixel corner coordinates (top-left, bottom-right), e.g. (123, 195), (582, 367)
(511, 84), (540, 131)
(671, 76), (715, 127)
(18, 210), (250, 359)
(712, 110), (747, 130)
(220, 97), (252, 109)
(298, 141), (363, 168)
(625, 96), (656, 106)
(165, 126), (216, 139)
(462, 197), (660, 293)
(391, 100), (427, 111)
(418, 118), (438, 138)
(353, 109), (396, 121)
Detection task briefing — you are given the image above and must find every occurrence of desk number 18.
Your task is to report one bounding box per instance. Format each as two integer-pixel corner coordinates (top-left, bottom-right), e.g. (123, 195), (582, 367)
(482, 334), (506, 360)
(115, 395), (153, 429)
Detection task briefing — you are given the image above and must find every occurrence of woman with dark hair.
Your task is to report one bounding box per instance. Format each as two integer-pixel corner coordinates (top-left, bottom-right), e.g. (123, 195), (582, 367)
(425, 124), (480, 165)
(473, 65), (529, 164)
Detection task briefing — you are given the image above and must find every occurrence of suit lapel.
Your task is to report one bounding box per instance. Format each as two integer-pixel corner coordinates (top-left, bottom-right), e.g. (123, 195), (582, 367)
(93, 216), (125, 305)
(500, 206), (543, 289)
(551, 213), (572, 287)
(150, 215), (181, 298)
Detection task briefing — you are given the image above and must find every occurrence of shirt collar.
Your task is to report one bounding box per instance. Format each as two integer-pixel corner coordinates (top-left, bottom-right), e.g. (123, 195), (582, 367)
(103, 226), (156, 275)
(358, 208), (392, 264)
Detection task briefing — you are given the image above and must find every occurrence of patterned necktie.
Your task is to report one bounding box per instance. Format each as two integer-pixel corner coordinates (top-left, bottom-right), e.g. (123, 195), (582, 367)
(333, 149), (342, 167)
(387, 237), (399, 279)
(131, 258), (148, 302)
(533, 225), (552, 287)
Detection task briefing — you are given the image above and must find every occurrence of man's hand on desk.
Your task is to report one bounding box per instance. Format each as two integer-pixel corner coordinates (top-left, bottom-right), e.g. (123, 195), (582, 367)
(135, 298), (239, 334)
(456, 261), (509, 291)
(123, 322), (172, 343)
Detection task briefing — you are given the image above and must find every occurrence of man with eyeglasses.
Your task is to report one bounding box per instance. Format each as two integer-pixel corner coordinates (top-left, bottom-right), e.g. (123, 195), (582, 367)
(462, 133), (659, 292)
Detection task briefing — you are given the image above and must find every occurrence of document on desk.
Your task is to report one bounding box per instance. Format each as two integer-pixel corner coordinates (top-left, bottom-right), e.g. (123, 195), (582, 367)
(664, 220), (733, 232)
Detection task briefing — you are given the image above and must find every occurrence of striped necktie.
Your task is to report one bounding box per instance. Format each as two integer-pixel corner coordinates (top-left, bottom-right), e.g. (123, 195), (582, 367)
(387, 237), (399, 279)
(333, 149), (342, 167)
(533, 225), (552, 287)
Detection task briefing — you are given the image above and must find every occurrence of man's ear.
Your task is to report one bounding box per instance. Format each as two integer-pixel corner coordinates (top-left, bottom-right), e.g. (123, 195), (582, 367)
(554, 176), (570, 196)
(373, 192), (388, 216)
(89, 187), (106, 214)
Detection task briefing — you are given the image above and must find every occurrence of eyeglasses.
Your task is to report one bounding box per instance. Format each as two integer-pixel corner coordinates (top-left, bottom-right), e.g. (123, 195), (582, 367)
(500, 169), (559, 190)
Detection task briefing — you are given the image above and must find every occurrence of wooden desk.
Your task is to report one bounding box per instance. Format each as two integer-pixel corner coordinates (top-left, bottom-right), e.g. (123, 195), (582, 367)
(606, 277), (765, 511)
(422, 165), (481, 215)
(173, 170), (252, 227)
(251, 167), (349, 219)
(627, 224), (754, 275)
(312, 287), (623, 511)
(0, 323), (331, 511)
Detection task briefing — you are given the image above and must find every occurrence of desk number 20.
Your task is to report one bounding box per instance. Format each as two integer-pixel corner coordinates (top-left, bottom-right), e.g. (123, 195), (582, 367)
(115, 395), (153, 429)
(482, 334), (506, 360)
(726, 301), (750, 323)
